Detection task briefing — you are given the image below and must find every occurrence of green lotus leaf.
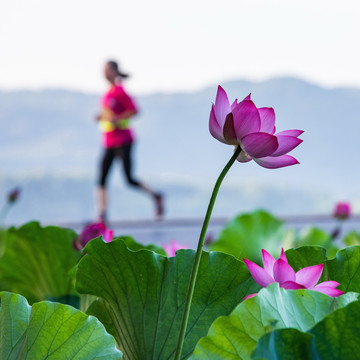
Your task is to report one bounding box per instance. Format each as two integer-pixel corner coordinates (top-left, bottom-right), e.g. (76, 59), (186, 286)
(0, 291), (122, 359)
(75, 238), (258, 359)
(0, 221), (81, 304)
(85, 297), (116, 338)
(326, 246), (360, 293)
(308, 298), (360, 358)
(208, 210), (285, 263)
(295, 227), (331, 247)
(190, 283), (358, 360)
(293, 227), (338, 259)
(286, 245), (360, 293)
(251, 328), (313, 360)
(252, 299), (360, 360)
(116, 235), (167, 255)
(343, 230), (360, 246)
(285, 246), (328, 271)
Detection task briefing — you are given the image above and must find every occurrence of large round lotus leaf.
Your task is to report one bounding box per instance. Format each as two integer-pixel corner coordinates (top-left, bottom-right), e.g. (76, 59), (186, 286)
(325, 245), (360, 293)
(190, 283), (358, 360)
(251, 328), (314, 360)
(208, 210), (285, 263)
(75, 238), (259, 359)
(0, 291), (122, 359)
(252, 299), (360, 360)
(0, 222), (80, 304)
(285, 246), (328, 271)
(115, 235), (167, 255)
(308, 298), (360, 359)
(287, 245), (360, 293)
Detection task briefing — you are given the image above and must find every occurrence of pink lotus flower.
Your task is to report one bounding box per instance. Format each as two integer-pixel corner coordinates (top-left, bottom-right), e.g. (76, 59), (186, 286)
(79, 222), (113, 247)
(333, 202), (351, 220)
(243, 249), (344, 299)
(209, 86), (303, 169)
(163, 240), (188, 257)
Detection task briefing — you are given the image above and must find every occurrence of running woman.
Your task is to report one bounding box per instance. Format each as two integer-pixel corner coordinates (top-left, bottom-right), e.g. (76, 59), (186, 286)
(96, 60), (164, 222)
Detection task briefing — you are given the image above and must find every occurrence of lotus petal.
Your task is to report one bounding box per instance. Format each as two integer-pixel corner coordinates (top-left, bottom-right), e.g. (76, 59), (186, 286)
(241, 132), (278, 158)
(276, 129), (304, 138)
(281, 281), (306, 290)
(315, 281), (341, 288)
(231, 99), (239, 111)
(244, 293), (257, 300)
(253, 155), (299, 169)
(261, 249), (276, 276)
(280, 248), (287, 262)
(273, 259), (296, 284)
(223, 113), (239, 145)
(103, 229), (113, 243)
(232, 99), (261, 138)
(295, 264), (323, 288)
(209, 105), (227, 143)
(80, 222), (107, 247)
(258, 107), (276, 134)
(312, 286), (344, 297)
(243, 258), (274, 287)
(271, 135), (303, 157)
(163, 240), (188, 257)
(213, 85), (231, 128)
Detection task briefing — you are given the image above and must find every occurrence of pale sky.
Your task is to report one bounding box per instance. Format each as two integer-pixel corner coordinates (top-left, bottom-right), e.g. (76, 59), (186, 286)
(1, 0), (359, 95)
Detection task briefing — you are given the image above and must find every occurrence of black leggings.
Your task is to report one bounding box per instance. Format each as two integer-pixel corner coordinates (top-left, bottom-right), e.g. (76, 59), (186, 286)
(98, 143), (142, 188)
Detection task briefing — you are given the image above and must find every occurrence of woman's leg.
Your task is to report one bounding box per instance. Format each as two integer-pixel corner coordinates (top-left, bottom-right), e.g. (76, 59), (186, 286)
(97, 147), (115, 222)
(120, 143), (143, 189)
(121, 143), (164, 218)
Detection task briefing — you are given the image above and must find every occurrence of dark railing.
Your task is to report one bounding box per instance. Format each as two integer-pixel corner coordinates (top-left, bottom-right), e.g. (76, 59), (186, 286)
(52, 214), (360, 248)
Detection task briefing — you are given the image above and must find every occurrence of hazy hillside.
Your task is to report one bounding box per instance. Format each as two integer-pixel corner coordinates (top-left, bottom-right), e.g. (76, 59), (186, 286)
(1, 77), (359, 223)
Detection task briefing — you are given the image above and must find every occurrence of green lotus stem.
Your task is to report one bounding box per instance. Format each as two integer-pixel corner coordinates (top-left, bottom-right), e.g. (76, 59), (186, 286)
(0, 204), (10, 227)
(174, 145), (242, 360)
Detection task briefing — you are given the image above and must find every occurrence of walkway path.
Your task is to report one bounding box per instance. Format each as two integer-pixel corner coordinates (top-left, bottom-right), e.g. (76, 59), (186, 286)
(56, 215), (360, 248)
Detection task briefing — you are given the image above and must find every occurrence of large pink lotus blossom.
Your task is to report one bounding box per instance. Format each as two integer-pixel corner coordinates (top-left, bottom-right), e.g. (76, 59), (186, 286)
(163, 240), (188, 257)
(209, 86), (303, 169)
(333, 202), (351, 220)
(243, 249), (344, 300)
(79, 222), (113, 247)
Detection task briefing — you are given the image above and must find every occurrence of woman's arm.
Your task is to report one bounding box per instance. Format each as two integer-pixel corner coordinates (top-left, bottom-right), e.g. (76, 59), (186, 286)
(96, 108), (137, 123)
(97, 85), (138, 123)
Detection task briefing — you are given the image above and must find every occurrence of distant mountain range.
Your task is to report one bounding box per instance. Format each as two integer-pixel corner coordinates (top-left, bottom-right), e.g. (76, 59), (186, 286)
(1, 77), (359, 224)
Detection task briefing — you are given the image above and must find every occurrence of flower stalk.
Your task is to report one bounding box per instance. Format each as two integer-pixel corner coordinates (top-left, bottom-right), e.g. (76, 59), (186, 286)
(174, 145), (242, 360)
(0, 187), (21, 227)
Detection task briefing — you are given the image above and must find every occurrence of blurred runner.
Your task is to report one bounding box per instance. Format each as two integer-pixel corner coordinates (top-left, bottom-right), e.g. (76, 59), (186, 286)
(95, 60), (164, 223)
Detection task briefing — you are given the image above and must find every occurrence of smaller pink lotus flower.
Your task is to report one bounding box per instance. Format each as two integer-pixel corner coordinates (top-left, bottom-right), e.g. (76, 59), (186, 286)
(79, 222), (113, 247)
(243, 249), (344, 300)
(209, 86), (303, 169)
(163, 240), (188, 257)
(333, 202), (351, 220)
